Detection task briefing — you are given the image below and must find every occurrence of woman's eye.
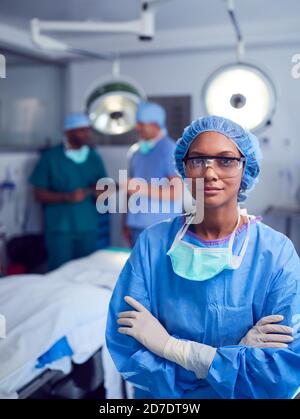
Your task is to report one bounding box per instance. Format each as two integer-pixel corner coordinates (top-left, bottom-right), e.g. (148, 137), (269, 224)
(192, 159), (204, 166)
(220, 158), (234, 167)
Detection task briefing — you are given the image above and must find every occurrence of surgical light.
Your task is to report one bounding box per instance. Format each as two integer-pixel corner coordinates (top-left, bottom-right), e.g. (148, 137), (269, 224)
(202, 1), (277, 132)
(203, 63), (276, 132)
(86, 80), (145, 135)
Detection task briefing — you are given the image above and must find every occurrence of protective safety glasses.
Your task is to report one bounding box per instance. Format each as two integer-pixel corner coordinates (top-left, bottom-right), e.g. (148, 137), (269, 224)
(184, 155), (246, 178)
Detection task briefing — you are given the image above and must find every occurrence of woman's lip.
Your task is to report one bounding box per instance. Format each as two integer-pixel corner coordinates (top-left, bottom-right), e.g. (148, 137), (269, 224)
(204, 188), (223, 195)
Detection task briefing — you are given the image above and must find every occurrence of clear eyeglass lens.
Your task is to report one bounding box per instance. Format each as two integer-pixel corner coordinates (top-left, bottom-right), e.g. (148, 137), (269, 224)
(187, 158), (242, 176)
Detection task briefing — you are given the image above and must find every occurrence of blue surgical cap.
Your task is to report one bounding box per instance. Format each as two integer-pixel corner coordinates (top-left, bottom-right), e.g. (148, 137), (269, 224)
(136, 101), (166, 128)
(64, 113), (90, 131)
(175, 115), (262, 202)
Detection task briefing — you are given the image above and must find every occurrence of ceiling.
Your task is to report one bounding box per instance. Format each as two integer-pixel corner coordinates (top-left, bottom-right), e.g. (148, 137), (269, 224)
(0, 48), (56, 65)
(0, 0), (299, 63)
(1, 0), (300, 31)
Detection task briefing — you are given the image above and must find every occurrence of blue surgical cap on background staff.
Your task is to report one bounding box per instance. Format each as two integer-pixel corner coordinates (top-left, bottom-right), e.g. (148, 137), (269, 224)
(136, 102), (166, 129)
(64, 113), (90, 131)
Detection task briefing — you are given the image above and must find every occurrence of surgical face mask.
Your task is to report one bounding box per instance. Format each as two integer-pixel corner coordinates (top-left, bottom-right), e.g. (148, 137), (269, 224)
(167, 208), (250, 281)
(138, 140), (157, 155)
(64, 145), (90, 164)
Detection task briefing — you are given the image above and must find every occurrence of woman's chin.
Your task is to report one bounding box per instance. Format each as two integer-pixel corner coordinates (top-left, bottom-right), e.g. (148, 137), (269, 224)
(204, 196), (223, 208)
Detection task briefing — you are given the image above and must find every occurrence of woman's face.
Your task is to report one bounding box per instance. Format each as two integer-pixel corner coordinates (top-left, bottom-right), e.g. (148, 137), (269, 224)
(185, 131), (244, 209)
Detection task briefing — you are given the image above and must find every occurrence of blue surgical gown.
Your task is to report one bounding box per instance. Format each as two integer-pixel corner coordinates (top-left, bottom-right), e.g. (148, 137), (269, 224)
(105, 216), (300, 399)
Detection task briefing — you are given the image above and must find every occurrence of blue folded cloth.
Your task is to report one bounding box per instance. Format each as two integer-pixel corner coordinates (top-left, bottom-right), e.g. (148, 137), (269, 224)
(36, 336), (73, 368)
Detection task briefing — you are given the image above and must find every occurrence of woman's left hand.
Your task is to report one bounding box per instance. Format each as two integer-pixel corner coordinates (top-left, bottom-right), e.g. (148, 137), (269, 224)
(117, 296), (171, 357)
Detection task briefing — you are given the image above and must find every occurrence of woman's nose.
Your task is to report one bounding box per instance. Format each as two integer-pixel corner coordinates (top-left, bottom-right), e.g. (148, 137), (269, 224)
(203, 166), (219, 180)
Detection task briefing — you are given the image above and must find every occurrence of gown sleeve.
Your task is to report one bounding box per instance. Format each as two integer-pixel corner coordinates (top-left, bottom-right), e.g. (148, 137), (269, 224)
(105, 231), (200, 398)
(205, 238), (300, 399)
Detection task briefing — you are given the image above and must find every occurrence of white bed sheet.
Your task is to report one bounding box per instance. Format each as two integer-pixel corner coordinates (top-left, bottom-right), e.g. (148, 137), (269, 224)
(0, 249), (130, 399)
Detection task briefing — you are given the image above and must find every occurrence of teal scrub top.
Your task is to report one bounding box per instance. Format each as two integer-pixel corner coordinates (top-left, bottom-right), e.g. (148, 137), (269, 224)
(29, 144), (107, 233)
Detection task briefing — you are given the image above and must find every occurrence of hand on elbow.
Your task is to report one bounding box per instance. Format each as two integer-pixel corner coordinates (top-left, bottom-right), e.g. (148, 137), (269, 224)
(239, 315), (294, 348)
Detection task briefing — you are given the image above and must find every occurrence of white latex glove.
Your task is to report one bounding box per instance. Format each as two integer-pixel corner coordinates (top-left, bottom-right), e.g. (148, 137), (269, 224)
(239, 315), (294, 348)
(117, 296), (171, 357)
(117, 296), (217, 379)
(163, 337), (217, 379)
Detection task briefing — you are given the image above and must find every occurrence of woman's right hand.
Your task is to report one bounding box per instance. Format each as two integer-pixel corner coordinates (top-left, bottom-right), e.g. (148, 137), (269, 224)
(239, 315), (294, 348)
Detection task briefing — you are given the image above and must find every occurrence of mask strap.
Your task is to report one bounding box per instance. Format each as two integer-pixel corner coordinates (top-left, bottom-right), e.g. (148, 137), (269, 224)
(228, 207), (241, 252)
(178, 213), (195, 240)
(170, 207), (248, 254)
(231, 211), (251, 268)
(169, 213), (195, 251)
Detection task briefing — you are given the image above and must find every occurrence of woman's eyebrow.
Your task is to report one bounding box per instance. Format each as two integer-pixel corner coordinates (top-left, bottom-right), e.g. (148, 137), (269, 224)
(217, 151), (239, 156)
(187, 150), (238, 157)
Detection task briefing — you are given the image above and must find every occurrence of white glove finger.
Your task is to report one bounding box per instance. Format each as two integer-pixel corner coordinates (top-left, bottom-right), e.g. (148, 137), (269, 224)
(259, 342), (288, 348)
(117, 318), (135, 327)
(118, 327), (135, 337)
(260, 333), (294, 343)
(124, 296), (146, 312)
(261, 324), (293, 335)
(256, 315), (284, 326)
(118, 311), (137, 319)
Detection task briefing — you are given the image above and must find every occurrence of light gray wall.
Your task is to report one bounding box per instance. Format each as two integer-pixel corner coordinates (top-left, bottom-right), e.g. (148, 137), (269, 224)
(0, 64), (65, 149)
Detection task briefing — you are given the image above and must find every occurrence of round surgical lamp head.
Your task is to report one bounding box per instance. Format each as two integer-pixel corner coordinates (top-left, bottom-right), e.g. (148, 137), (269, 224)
(86, 81), (145, 135)
(203, 63), (277, 132)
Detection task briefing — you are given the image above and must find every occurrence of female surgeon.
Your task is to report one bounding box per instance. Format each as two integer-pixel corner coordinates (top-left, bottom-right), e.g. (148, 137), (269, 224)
(105, 116), (300, 399)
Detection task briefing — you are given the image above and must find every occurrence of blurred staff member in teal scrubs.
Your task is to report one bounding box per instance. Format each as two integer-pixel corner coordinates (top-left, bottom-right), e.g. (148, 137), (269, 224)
(30, 113), (107, 271)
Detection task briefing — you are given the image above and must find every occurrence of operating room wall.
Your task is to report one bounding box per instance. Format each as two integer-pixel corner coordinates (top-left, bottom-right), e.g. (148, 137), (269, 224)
(0, 63), (65, 255)
(65, 45), (300, 246)
(0, 64), (65, 149)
